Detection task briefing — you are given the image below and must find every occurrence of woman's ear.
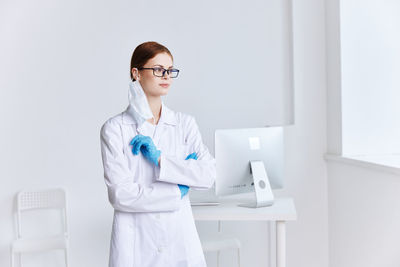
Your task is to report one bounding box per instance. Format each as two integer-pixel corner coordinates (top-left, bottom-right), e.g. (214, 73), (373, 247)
(132, 68), (139, 80)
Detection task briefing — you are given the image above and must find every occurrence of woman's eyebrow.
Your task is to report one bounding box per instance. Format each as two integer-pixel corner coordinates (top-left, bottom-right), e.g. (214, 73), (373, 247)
(153, 64), (173, 68)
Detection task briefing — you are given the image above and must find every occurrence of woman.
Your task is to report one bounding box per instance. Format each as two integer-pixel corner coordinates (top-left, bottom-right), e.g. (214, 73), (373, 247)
(100, 41), (216, 267)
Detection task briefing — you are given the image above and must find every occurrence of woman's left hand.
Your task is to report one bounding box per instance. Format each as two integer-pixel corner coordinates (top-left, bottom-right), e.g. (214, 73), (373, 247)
(177, 152), (198, 198)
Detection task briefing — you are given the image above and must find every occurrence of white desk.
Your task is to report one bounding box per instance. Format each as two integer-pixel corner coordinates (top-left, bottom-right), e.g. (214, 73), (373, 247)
(191, 197), (297, 267)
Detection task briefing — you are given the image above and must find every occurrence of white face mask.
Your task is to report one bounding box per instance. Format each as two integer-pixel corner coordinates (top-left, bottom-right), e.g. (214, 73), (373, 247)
(128, 80), (154, 125)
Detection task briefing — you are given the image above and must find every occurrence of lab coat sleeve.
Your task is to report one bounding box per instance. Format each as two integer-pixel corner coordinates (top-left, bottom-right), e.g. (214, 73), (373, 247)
(100, 119), (182, 213)
(155, 115), (216, 190)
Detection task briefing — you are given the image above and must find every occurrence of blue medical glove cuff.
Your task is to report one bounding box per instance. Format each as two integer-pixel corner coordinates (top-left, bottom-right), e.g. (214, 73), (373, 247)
(178, 184), (189, 198)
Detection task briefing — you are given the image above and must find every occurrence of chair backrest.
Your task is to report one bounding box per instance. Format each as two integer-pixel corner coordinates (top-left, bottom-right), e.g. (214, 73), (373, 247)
(16, 187), (68, 238)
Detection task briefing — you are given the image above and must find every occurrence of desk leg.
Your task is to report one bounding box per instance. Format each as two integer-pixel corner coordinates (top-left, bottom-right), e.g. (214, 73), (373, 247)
(276, 221), (286, 267)
(269, 221), (274, 267)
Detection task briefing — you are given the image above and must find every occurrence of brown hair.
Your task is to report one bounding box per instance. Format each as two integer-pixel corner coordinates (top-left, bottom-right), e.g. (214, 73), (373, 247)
(130, 41), (174, 81)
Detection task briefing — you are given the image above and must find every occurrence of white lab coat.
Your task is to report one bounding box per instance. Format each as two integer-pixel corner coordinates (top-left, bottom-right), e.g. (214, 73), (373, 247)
(100, 101), (216, 267)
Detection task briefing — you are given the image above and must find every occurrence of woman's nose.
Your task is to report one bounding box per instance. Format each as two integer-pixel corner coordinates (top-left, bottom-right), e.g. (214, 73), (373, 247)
(162, 72), (170, 79)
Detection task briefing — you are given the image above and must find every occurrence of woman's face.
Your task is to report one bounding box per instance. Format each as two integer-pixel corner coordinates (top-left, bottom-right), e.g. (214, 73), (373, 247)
(132, 52), (174, 98)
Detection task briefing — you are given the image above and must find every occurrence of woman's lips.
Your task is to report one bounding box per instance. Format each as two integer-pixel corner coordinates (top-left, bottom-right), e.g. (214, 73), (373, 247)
(159, 84), (169, 88)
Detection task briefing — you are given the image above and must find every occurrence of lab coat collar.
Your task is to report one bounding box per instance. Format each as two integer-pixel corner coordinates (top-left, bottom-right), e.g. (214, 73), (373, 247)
(122, 101), (178, 126)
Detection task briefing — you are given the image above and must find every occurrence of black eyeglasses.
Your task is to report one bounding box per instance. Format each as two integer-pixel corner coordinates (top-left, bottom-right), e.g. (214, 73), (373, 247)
(138, 67), (180, 78)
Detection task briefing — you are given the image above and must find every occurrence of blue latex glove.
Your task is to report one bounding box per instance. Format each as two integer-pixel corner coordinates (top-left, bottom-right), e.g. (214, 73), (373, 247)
(130, 134), (161, 166)
(185, 152), (198, 160)
(178, 184), (189, 199)
(178, 152), (198, 198)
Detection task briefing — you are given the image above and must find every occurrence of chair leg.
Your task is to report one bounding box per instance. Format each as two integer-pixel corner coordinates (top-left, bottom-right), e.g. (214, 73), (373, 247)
(64, 249), (69, 267)
(237, 248), (241, 267)
(217, 250), (220, 267)
(10, 249), (14, 267)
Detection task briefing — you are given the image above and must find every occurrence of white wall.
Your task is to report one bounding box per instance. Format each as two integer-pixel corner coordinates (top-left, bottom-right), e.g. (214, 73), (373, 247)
(327, 161), (400, 267)
(0, 0), (329, 267)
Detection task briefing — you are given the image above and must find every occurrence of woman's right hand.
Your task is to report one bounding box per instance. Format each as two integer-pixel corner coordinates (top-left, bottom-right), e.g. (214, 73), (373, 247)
(130, 134), (161, 166)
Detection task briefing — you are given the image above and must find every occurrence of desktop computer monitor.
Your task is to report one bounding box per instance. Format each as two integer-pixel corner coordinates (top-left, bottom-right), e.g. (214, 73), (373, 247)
(214, 126), (284, 208)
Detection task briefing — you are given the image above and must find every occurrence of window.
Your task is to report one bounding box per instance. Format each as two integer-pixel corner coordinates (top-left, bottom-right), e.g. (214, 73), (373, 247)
(340, 0), (400, 158)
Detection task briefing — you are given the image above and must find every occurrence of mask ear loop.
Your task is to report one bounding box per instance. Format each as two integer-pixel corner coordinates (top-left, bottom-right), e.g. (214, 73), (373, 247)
(152, 99), (156, 125)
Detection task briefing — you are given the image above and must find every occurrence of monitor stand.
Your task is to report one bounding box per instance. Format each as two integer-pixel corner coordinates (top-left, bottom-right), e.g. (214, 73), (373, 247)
(238, 160), (274, 208)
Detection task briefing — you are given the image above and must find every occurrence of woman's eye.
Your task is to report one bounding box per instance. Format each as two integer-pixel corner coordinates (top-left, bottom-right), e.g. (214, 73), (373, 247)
(154, 68), (163, 73)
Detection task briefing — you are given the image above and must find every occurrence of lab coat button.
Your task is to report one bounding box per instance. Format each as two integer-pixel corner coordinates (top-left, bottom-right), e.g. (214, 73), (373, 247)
(156, 214), (160, 219)
(158, 247), (164, 253)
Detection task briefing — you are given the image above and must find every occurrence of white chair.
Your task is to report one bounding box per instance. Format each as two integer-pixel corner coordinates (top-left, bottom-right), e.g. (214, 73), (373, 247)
(200, 221), (241, 267)
(11, 187), (69, 267)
